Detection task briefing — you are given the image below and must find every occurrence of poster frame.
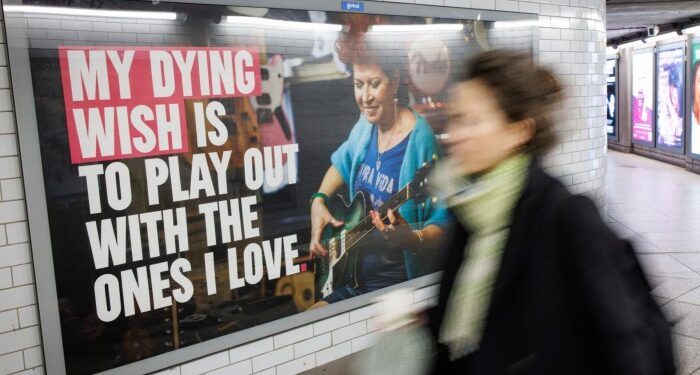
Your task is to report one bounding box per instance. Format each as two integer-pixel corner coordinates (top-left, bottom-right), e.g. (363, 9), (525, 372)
(687, 37), (700, 159)
(631, 47), (656, 147)
(654, 41), (686, 154)
(606, 57), (619, 141)
(4, 1), (538, 374)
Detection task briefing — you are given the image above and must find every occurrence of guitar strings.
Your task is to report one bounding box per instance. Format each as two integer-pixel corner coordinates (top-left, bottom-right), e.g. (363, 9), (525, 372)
(341, 186), (411, 251)
(332, 164), (430, 253)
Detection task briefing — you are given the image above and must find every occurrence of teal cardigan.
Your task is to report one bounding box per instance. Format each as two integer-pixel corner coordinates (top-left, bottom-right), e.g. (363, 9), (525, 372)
(330, 111), (450, 279)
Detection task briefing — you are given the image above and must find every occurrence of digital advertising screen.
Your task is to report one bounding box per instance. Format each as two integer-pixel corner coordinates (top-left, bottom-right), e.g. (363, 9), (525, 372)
(691, 42), (700, 156)
(4, 1), (535, 373)
(656, 46), (684, 150)
(632, 50), (655, 144)
(606, 59), (616, 137)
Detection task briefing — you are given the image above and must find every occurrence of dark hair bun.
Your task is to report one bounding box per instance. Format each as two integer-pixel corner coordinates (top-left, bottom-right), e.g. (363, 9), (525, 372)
(535, 67), (562, 99)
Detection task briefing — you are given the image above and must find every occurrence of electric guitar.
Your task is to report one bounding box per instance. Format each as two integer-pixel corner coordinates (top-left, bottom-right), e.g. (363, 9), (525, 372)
(315, 162), (435, 298)
(252, 54), (293, 140)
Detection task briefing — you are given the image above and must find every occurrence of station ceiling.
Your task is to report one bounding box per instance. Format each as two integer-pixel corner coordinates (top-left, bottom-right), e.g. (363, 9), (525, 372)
(607, 0), (700, 42)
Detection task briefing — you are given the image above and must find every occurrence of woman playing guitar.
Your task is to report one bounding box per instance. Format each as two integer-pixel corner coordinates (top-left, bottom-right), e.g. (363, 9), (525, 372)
(308, 22), (449, 308)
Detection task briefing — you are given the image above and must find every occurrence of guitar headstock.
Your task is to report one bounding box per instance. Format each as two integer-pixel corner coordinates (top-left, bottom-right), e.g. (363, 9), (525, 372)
(408, 161), (434, 200)
(383, 156), (440, 213)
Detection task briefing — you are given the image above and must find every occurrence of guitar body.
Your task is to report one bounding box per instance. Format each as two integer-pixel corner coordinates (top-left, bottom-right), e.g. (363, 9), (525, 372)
(313, 162), (435, 301)
(315, 193), (368, 299)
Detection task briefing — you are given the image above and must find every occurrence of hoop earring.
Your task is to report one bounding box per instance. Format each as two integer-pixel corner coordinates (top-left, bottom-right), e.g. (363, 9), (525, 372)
(394, 98), (398, 120)
(393, 98), (398, 126)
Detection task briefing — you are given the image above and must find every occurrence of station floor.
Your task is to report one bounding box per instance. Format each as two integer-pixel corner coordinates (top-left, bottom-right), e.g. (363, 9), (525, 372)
(304, 150), (700, 375)
(607, 150), (700, 375)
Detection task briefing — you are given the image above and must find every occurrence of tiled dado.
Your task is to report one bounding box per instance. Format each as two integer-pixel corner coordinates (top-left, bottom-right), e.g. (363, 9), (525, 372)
(153, 285), (437, 375)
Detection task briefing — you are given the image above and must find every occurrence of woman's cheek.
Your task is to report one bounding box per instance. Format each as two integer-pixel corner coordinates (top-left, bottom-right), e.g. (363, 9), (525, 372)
(456, 141), (474, 159)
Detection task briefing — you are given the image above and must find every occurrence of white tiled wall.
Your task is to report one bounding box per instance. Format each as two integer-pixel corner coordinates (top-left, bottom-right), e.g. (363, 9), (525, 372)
(0, 0), (606, 374)
(146, 286), (439, 375)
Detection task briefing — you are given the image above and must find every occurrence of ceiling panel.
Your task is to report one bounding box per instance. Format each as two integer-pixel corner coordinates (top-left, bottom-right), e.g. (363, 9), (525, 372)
(607, 0), (700, 42)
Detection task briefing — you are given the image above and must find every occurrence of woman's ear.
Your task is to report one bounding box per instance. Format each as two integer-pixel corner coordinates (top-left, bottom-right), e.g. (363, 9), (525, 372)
(511, 117), (536, 149)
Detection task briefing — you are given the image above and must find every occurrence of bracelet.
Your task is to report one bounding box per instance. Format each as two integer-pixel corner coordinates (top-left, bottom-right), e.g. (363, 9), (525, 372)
(413, 229), (424, 247)
(310, 192), (329, 205)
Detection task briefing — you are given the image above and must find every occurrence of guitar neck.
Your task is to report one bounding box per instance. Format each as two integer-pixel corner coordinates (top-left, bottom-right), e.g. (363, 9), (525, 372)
(343, 184), (412, 251)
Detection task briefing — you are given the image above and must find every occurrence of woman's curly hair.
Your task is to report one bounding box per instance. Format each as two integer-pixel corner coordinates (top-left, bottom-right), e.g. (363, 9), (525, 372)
(334, 14), (409, 104)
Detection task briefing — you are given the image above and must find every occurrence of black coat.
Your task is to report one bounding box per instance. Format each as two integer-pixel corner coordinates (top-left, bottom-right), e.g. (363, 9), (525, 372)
(428, 163), (675, 375)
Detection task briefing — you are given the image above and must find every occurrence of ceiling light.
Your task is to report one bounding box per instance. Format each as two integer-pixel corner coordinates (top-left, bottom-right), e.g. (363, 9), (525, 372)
(226, 16), (342, 31)
(493, 20), (539, 29)
(683, 25), (700, 35)
(645, 32), (680, 43)
(3, 5), (177, 20)
(618, 39), (646, 49)
(370, 23), (464, 32)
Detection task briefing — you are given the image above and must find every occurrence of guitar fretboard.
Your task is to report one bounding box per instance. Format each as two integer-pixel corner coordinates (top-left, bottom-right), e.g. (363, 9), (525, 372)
(342, 184), (412, 251)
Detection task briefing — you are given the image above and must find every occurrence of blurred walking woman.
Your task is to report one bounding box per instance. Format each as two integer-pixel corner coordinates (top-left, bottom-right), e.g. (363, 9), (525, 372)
(428, 50), (674, 374)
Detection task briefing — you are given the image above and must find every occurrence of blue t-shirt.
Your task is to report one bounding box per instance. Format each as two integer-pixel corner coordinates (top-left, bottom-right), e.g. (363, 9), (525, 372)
(353, 126), (410, 292)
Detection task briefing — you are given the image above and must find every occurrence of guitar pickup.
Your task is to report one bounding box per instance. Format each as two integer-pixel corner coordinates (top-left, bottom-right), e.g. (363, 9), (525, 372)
(257, 108), (273, 124)
(220, 98), (236, 114)
(219, 117), (238, 135)
(256, 93), (272, 106)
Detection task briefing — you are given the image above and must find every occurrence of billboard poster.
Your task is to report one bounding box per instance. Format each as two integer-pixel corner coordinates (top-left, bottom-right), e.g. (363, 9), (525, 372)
(606, 59), (616, 136)
(691, 42), (700, 155)
(656, 46), (685, 150)
(632, 51), (654, 143)
(6, 1), (536, 373)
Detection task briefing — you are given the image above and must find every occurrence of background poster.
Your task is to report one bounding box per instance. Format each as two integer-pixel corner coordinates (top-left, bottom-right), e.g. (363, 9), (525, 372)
(632, 51), (654, 143)
(656, 46), (685, 150)
(691, 42), (700, 155)
(9, 1), (536, 373)
(606, 59), (616, 136)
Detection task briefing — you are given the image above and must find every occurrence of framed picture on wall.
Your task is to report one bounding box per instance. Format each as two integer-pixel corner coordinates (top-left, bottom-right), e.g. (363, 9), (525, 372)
(4, 0), (539, 374)
(631, 48), (655, 146)
(689, 39), (700, 158)
(606, 58), (618, 139)
(655, 42), (685, 153)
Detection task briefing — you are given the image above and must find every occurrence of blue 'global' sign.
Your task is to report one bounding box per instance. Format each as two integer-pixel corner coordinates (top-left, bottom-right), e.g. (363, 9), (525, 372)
(341, 1), (365, 12)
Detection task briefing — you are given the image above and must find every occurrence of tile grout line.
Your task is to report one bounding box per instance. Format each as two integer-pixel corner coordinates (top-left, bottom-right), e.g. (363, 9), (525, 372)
(671, 331), (700, 343)
(668, 254), (700, 279)
(670, 288), (700, 309)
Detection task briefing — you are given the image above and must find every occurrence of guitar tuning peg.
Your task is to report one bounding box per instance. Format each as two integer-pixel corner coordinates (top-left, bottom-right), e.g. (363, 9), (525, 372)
(432, 196), (438, 203)
(421, 202), (426, 208)
(422, 162), (427, 167)
(432, 154), (437, 160)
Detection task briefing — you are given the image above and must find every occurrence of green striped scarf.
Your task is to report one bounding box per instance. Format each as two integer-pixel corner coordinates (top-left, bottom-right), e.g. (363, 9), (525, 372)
(433, 154), (530, 360)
